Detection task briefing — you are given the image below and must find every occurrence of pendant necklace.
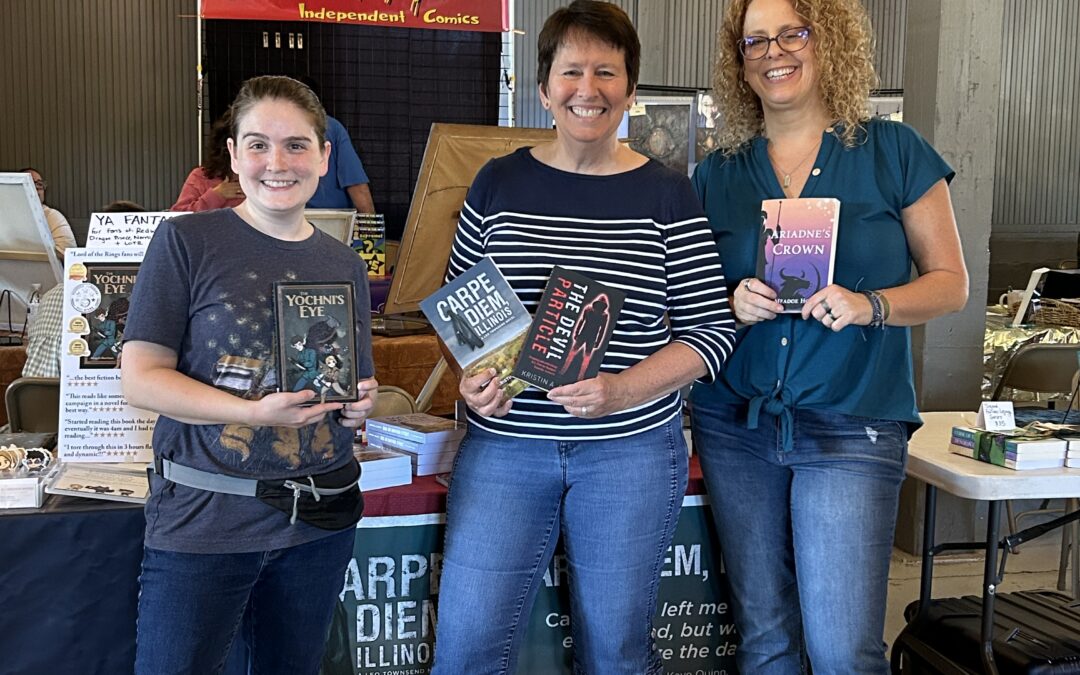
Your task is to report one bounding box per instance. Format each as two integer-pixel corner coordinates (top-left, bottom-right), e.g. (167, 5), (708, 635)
(768, 138), (822, 188)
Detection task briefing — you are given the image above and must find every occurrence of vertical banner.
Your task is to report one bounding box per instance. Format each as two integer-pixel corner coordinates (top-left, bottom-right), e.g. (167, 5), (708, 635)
(321, 499), (738, 674)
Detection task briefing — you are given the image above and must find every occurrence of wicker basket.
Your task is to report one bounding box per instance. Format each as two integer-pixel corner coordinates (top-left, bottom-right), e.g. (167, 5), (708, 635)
(1031, 298), (1080, 328)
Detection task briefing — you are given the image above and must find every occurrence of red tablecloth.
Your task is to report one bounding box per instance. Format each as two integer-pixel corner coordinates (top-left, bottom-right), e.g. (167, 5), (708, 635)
(362, 454), (707, 517)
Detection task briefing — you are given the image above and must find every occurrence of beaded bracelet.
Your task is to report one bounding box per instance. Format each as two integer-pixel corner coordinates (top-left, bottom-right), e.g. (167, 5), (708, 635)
(861, 290), (885, 328)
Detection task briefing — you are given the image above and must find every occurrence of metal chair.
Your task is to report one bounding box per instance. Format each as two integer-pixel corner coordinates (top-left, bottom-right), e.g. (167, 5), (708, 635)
(370, 385), (417, 418)
(990, 343), (1080, 596)
(4, 376), (61, 433)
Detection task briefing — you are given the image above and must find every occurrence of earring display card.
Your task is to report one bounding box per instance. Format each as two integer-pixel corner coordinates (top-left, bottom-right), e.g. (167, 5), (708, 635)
(273, 281), (360, 404)
(46, 462), (149, 503)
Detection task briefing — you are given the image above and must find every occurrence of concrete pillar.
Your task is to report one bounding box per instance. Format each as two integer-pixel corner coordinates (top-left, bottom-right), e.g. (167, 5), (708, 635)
(893, 0), (1003, 553)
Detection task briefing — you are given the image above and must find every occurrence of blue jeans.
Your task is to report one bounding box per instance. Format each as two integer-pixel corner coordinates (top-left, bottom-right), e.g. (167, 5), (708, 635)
(134, 527), (355, 675)
(692, 403), (908, 675)
(432, 416), (688, 675)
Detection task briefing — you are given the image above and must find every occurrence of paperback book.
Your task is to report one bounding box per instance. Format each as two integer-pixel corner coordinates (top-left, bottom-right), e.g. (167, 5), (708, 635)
(351, 213), (386, 278)
(420, 257), (531, 398)
(756, 198), (840, 312)
(353, 446), (412, 491)
(949, 426), (1067, 470)
(366, 413), (467, 445)
(77, 264), (140, 369)
(273, 281), (359, 404)
(513, 266), (625, 391)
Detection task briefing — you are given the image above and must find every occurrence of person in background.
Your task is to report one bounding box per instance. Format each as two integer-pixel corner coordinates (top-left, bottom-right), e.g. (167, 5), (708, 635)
(23, 200), (147, 379)
(170, 109), (245, 211)
(21, 167), (76, 259)
(431, 3), (735, 673)
(122, 76), (377, 674)
(299, 77), (376, 214)
(690, 0), (968, 672)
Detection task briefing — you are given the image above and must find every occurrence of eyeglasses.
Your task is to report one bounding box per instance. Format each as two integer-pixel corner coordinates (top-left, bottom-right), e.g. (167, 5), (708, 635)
(32, 180), (47, 190)
(738, 26), (812, 61)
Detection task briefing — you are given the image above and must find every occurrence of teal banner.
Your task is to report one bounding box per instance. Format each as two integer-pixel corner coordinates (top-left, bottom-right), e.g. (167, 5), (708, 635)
(321, 497), (737, 674)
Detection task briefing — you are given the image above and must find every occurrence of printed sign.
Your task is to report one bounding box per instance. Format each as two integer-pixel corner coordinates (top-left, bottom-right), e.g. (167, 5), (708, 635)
(321, 498), (737, 674)
(201, 0), (508, 32)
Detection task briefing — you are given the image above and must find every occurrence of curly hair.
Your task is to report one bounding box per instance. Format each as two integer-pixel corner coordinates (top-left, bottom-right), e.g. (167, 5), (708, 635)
(712, 0), (877, 152)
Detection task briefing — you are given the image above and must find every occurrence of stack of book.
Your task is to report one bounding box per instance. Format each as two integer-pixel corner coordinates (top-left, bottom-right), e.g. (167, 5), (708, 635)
(950, 426), (1068, 470)
(353, 445), (412, 491)
(1066, 437), (1080, 469)
(366, 413), (466, 476)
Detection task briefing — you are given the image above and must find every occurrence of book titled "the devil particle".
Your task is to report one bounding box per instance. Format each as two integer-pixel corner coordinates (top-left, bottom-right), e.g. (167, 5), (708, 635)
(513, 267), (625, 391)
(755, 197), (840, 312)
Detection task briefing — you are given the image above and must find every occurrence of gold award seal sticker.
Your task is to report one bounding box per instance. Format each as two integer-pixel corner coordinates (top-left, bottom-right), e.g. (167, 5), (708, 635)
(68, 263), (88, 281)
(68, 316), (90, 335)
(68, 338), (89, 356)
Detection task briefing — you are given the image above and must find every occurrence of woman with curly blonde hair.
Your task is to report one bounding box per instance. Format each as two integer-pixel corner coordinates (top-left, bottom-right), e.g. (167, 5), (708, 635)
(690, 0), (968, 672)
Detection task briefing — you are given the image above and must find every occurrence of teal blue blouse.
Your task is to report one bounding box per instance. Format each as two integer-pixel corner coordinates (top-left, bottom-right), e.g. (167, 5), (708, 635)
(690, 119), (953, 444)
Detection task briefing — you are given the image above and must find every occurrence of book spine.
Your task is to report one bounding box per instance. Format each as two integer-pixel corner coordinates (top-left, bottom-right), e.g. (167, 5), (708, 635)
(365, 421), (426, 444)
(950, 426), (977, 449)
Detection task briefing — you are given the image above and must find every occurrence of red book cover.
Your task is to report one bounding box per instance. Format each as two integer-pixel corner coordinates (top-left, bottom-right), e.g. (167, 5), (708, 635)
(513, 267), (625, 391)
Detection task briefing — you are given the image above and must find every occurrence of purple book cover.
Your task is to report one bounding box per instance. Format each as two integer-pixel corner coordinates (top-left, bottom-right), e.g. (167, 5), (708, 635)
(755, 198), (840, 312)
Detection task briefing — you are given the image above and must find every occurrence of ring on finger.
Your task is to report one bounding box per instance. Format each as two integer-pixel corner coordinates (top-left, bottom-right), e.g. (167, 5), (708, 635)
(744, 279), (752, 292)
(827, 309), (837, 320)
(581, 405), (588, 415)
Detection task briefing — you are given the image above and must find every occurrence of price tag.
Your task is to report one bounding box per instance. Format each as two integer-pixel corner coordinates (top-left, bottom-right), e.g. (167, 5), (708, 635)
(976, 401), (1015, 431)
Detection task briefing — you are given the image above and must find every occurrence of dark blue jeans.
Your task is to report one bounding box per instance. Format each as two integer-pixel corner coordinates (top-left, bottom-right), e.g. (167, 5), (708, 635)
(692, 403), (908, 675)
(432, 416), (688, 675)
(134, 527), (355, 675)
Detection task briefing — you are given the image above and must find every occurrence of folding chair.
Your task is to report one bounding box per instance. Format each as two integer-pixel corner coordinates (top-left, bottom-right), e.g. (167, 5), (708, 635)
(4, 376), (61, 433)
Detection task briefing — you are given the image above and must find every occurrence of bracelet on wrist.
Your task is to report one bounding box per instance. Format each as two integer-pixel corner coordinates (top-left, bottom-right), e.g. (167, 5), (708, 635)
(861, 290), (885, 328)
(878, 290), (891, 322)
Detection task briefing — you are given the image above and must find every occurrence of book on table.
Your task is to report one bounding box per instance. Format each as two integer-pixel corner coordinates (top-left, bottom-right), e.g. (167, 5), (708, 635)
(353, 446), (412, 491)
(366, 413), (467, 445)
(949, 425), (1067, 470)
(419, 257), (532, 398)
(512, 266), (625, 391)
(755, 197), (840, 313)
(365, 429), (461, 456)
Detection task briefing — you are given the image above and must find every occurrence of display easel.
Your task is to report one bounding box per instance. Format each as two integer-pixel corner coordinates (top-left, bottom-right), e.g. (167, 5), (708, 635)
(0, 173), (63, 335)
(380, 123), (557, 411)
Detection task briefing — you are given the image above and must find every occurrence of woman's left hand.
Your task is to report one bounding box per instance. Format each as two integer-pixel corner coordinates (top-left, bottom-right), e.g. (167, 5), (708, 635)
(339, 377), (379, 428)
(548, 372), (631, 418)
(802, 284), (873, 332)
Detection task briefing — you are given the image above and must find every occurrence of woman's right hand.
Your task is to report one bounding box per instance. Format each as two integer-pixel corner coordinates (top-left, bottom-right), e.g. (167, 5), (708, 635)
(734, 278), (783, 324)
(248, 390), (343, 428)
(213, 177), (245, 200)
(460, 368), (512, 418)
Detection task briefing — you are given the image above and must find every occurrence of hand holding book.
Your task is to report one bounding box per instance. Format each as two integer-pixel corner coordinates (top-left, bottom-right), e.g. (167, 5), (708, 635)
(458, 367), (514, 418)
(734, 277), (784, 324)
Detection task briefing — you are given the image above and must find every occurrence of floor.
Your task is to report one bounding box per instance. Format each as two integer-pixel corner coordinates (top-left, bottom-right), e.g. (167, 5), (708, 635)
(884, 529), (1072, 652)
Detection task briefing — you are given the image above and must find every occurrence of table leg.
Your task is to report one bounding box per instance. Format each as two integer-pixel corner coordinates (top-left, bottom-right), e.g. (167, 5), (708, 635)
(980, 500), (1001, 675)
(1070, 497), (1079, 599)
(917, 484), (938, 621)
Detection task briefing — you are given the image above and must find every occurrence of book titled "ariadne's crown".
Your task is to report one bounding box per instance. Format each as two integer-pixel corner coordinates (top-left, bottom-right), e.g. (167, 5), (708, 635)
(755, 197), (840, 312)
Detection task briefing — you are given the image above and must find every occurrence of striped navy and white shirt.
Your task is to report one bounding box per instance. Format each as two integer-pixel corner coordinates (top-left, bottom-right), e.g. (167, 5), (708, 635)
(447, 148), (736, 440)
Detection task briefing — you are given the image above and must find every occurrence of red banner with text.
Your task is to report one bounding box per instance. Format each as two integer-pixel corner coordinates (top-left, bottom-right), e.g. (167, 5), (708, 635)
(201, 0), (508, 32)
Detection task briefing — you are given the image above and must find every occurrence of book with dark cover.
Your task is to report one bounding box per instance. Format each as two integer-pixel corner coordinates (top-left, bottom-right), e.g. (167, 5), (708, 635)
(78, 264), (139, 369)
(755, 198), (840, 312)
(419, 257), (531, 398)
(273, 281), (359, 403)
(513, 266), (625, 391)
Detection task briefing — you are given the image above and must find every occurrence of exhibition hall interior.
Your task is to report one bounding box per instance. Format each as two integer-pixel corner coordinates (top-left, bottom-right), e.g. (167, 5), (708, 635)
(1, 0), (1078, 673)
